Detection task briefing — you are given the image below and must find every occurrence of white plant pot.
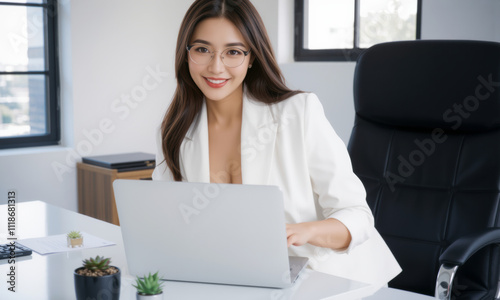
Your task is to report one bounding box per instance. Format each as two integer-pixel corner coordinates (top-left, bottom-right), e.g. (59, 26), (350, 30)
(136, 292), (163, 300)
(67, 237), (83, 248)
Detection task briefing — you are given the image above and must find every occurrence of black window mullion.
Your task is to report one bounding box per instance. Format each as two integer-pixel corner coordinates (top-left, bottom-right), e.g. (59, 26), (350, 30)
(353, 0), (360, 49)
(294, 0), (305, 61)
(0, 71), (47, 75)
(416, 0), (422, 39)
(0, 2), (46, 7)
(45, 0), (59, 142)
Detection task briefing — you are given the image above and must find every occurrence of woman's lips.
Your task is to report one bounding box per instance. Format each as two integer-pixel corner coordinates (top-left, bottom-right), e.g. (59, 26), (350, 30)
(204, 77), (229, 88)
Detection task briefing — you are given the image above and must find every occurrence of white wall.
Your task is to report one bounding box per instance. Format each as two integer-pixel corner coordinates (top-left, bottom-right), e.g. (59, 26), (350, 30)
(422, 0), (500, 40)
(1, 0), (499, 212)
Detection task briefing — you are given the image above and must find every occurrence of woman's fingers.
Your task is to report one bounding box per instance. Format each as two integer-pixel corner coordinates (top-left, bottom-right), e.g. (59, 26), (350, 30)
(286, 223), (310, 247)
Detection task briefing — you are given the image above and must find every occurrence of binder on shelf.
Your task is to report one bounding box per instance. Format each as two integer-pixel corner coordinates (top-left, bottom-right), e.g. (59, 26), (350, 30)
(82, 152), (155, 172)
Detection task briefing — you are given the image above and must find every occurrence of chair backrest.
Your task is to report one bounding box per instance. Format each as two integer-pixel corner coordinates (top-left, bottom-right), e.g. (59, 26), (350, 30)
(348, 40), (500, 297)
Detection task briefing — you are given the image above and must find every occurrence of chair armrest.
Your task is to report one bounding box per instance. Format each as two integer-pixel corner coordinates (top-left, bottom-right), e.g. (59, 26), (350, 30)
(439, 227), (500, 266)
(435, 228), (500, 300)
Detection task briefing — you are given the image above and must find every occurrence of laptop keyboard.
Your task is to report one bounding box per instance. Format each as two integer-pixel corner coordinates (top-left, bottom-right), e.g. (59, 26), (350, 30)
(0, 243), (32, 259)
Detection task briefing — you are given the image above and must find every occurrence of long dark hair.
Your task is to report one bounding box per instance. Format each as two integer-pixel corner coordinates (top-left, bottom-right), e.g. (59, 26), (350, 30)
(161, 0), (301, 181)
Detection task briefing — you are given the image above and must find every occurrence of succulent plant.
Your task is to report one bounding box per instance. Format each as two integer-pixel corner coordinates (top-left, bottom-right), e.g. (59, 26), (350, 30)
(67, 230), (82, 239)
(133, 271), (164, 295)
(82, 256), (111, 271)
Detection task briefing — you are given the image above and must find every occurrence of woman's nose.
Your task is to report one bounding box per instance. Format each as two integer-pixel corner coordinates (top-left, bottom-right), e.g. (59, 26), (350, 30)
(208, 53), (225, 73)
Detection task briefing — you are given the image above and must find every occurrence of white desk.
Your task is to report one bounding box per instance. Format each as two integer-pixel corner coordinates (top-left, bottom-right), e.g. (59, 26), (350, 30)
(0, 201), (433, 300)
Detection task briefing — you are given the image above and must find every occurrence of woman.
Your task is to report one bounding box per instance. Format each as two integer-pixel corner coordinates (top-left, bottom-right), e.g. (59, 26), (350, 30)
(153, 0), (400, 285)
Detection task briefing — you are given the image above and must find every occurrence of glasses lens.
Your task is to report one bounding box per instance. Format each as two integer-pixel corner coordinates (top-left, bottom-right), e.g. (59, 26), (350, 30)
(221, 48), (246, 68)
(188, 44), (247, 67)
(189, 45), (213, 65)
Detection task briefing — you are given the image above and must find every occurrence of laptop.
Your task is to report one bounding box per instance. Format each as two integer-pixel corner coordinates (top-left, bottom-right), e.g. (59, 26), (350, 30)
(113, 179), (309, 288)
(82, 152), (155, 172)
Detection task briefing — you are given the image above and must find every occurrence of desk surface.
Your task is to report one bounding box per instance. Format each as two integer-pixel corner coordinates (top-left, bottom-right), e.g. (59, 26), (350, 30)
(0, 201), (433, 300)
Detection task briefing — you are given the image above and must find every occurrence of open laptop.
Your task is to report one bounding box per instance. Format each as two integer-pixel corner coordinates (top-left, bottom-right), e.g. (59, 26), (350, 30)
(113, 179), (308, 288)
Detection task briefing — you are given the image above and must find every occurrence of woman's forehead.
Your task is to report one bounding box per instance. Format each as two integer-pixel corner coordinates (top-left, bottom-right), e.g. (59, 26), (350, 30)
(190, 17), (248, 48)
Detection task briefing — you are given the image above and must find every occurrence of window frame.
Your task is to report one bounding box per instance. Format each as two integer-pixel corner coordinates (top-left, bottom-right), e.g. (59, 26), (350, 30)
(294, 0), (422, 62)
(0, 0), (60, 149)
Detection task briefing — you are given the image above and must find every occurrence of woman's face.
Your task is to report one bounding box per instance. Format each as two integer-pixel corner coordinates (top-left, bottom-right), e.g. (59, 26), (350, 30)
(188, 17), (252, 104)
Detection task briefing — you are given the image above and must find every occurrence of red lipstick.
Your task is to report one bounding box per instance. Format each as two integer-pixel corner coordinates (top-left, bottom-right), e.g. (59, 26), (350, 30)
(204, 77), (229, 88)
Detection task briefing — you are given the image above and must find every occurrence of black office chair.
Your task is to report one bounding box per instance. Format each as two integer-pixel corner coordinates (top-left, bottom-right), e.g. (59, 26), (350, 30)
(348, 40), (500, 299)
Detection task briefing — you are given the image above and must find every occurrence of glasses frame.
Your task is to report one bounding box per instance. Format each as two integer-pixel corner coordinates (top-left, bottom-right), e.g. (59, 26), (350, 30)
(186, 44), (251, 68)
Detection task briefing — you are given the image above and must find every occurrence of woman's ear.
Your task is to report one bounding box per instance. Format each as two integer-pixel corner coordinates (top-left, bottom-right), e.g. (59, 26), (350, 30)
(249, 55), (255, 67)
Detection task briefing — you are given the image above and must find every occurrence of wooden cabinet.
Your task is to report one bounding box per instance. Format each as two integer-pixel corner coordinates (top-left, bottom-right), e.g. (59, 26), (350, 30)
(77, 162), (154, 225)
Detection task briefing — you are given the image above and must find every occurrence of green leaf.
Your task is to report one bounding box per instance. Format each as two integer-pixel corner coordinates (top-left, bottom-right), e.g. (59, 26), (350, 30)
(133, 271), (164, 294)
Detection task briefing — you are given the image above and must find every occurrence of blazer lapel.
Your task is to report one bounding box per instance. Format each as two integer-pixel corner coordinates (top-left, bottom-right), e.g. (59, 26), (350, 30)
(180, 101), (211, 183)
(179, 93), (277, 185)
(240, 93), (278, 185)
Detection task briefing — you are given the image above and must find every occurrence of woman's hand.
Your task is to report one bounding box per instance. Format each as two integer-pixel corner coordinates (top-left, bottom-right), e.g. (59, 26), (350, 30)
(286, 222), (315, 247)
(286, 218), (352, 250)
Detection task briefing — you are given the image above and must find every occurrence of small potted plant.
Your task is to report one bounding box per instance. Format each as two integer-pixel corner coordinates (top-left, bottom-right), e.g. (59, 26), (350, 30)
(74, 255), (121, 300)
(133, 271), (165, 299)
(67, 230), (83, 248)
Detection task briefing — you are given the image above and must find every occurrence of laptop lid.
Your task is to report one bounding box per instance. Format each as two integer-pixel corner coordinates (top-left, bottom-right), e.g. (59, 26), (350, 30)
(113, 179), (307, 288)
(82, 152), (155, 170)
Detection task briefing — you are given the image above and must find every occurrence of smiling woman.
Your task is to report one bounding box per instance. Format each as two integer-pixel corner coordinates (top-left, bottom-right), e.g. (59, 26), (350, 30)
(152, 0), (401, 285)
(187, 18), (252, 104)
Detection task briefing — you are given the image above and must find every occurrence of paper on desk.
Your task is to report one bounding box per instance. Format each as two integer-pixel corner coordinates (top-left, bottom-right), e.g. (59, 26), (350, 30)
(16, 232), (115, 255)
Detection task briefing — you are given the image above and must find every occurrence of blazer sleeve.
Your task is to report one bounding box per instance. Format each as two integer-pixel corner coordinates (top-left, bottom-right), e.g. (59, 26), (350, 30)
(303, 93), (374, 252)
(152, 127), (174, 181)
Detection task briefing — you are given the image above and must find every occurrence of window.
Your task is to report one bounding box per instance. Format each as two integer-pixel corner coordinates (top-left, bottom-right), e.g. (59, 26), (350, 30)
(295, 0), (422, 61)
(0, 0), (59, 149)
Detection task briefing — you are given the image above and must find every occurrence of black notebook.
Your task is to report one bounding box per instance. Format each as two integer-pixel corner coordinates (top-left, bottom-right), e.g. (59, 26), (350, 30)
(82, 152), (155, 172)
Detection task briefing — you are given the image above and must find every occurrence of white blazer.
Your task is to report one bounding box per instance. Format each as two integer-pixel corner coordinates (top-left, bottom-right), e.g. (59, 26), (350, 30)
(152, 91), (401, 285)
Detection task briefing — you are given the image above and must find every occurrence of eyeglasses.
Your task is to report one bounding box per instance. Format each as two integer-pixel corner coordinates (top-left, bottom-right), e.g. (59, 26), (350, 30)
(186, 44), (251, 68)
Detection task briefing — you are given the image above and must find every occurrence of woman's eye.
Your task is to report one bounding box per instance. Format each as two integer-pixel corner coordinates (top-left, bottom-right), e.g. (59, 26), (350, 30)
(226, 49), (242, 56)
(195, 47), (210, 54)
